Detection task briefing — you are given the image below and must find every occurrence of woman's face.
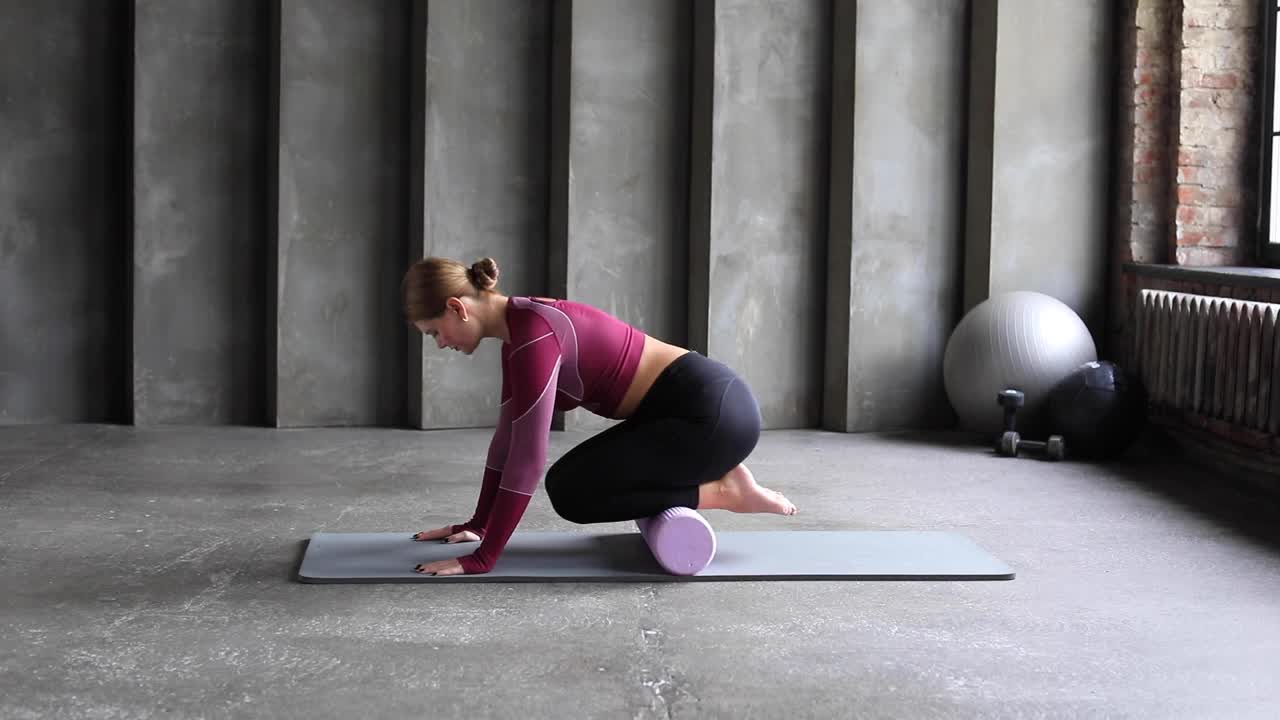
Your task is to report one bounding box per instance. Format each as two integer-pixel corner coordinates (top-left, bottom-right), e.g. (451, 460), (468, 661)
(415, 300), (477, 355)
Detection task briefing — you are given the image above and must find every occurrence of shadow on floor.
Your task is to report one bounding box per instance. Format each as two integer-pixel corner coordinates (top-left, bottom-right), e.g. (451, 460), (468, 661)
(1114, 427), (1280, 551)
(874, 423), (1280, 555)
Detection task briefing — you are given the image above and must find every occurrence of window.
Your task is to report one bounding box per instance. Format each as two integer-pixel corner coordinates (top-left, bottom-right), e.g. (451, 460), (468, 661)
(1261, 0), (1280, 265)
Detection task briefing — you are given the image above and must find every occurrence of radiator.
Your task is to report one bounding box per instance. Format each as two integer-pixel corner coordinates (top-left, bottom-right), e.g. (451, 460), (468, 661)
(1131, 289), (1280, 435)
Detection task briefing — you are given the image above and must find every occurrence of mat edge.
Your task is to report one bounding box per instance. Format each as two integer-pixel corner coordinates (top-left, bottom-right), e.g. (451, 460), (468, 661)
(296, 572), (1016, 583)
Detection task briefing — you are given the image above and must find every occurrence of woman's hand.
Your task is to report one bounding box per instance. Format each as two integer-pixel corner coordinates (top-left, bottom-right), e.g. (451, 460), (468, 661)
(415, 558), (465, 576)
(411, 526), (479, 576)
(411, 525), (481, 544)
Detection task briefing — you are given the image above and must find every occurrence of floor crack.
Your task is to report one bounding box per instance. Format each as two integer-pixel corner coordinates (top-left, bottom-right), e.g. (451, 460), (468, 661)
(636, 586), (699, 719)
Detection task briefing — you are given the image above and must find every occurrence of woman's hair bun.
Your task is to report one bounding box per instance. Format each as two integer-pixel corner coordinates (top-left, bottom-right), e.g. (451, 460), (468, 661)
(468, 257), (500, 291)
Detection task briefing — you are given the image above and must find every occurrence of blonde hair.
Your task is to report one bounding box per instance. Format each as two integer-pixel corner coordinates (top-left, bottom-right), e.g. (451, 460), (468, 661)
(401, 256), (500, 323)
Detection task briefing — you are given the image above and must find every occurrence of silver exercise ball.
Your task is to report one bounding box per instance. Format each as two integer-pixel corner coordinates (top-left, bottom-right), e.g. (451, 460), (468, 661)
(943, 291), (1097, 436)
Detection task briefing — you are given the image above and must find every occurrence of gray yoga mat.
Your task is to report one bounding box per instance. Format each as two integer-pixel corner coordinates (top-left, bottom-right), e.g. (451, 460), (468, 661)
(297, 530), (1015, 583)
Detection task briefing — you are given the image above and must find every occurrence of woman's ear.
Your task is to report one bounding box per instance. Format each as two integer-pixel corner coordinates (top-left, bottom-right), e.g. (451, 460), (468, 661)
(446, 297), (469, 322)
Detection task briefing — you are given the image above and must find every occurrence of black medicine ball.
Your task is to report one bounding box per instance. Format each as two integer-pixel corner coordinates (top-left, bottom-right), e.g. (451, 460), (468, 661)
(1047, 360), (1148, 459)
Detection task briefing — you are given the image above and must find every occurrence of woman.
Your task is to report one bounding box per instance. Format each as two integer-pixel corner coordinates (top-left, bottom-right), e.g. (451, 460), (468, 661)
(402, 256), (797, 576)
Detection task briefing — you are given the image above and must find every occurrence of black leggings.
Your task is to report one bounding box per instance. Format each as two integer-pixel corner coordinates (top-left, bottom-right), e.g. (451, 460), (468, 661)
(544, 351), (762, 524)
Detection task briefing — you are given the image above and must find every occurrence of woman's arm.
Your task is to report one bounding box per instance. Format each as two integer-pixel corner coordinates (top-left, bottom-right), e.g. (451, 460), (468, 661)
(451, 351), (513, 537)
(457, 330), (560, 573)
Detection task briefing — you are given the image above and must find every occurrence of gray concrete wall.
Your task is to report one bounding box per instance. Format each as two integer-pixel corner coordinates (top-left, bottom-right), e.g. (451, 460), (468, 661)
(0, 0), (1119, 436)
(824, 0), (968, 433)
(409, 0), (553, 430)
(133, 0), (268, 425)
(963, 0), (998, 321)
(690, 0), (831, 430)
(550, 0), (691, 432)
(273, 0), (410, 427)
(0, 2), (129, 424)
(965, 0), (1116, 340)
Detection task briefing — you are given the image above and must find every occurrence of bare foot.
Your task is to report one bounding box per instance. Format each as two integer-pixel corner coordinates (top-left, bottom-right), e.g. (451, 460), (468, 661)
(700, 464), (797, 515)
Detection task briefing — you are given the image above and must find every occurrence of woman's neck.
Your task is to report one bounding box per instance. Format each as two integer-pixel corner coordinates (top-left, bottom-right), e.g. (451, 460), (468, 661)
(481, 293), (512, 344)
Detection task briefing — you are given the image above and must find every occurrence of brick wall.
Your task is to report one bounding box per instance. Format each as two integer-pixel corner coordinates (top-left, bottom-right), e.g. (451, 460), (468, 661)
(1175, 0), (1260, 265)
(1116, 0), (1177, 268)
(1115, 0), (1261, 269)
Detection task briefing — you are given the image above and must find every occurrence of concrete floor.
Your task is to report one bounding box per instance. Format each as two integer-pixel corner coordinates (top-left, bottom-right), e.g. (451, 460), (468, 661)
(2, 424), (1279, 719)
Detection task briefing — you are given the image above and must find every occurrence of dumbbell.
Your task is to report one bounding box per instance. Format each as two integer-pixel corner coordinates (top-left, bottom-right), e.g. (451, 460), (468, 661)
(995, 389), (1065, 461)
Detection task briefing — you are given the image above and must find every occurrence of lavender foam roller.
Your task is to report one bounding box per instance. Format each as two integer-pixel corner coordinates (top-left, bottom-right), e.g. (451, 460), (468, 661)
(635, 507), (717, 575)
